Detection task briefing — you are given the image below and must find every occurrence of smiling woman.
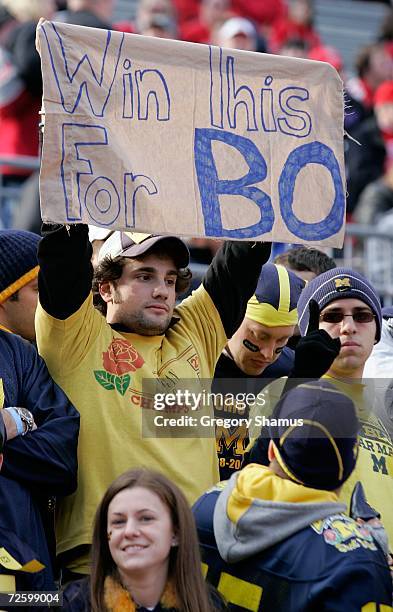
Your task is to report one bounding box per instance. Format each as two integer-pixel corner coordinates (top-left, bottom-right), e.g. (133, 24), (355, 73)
(62, 469), (225, 612)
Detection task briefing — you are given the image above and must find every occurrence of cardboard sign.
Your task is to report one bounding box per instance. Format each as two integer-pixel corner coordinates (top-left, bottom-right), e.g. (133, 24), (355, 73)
(38, 21), (346, 246)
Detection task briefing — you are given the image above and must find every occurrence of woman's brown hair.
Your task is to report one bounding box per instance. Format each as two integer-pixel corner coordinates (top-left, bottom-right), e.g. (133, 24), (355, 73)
(90, 468), (212, 612)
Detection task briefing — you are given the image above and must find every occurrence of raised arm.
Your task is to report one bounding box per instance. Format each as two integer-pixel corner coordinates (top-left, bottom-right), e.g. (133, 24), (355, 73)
(203, 241), (271, 338)
(38, 223), (93, 319)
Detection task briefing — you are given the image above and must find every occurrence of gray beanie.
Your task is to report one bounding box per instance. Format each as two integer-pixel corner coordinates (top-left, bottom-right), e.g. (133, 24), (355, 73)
(297, 267), (382, 342)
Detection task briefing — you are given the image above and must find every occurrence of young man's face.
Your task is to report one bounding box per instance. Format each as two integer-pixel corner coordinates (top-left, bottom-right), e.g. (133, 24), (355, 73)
(99, 253), (178, 335)
(319, 298), (377, 379)
(0, 277), (38, 342)
(228, 318), (295, 375)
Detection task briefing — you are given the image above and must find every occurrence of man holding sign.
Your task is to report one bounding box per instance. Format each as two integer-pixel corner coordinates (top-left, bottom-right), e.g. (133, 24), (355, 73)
(36, 224), (271, 578)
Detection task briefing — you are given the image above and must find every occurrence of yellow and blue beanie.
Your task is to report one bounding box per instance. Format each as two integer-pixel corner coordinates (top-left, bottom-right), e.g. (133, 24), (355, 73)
(246, 263), (305, 327)
(0, 230), (40, 304)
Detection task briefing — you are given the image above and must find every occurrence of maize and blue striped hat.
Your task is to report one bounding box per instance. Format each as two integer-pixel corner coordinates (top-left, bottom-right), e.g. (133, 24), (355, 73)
(246, 263), (305, 327)
(270, 380), (359, 490)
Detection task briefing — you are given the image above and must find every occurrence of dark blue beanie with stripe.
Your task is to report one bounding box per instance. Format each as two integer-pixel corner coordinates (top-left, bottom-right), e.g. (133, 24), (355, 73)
(297, 267), (382, 342)
(270, 380), (359, 490)
(0, 230), (40, 304)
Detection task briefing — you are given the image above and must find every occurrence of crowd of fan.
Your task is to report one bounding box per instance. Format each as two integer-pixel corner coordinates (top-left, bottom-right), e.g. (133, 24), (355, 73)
(0, 224), (392, 610)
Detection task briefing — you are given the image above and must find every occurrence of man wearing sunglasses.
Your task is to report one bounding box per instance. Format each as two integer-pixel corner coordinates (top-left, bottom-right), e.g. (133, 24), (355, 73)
(298, 279), (379, 382)
(298, 267), (393, 552)
(248, 267), (393, 549)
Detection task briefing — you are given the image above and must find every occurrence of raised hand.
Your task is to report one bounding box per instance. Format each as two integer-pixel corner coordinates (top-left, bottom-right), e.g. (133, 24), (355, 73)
(291, 299), (341, 379)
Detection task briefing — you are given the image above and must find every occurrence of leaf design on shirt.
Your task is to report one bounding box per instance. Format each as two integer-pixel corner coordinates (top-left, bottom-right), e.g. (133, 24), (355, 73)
(115, 374), (131, 396)
(94, 370), (116, 390)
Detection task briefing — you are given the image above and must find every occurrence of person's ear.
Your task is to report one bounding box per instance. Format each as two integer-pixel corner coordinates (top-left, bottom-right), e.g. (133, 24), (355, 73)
(99, 281), (114, 304)
(171, 533), (179, 547)
(0, 454), (3, 471)
(268, 440), (275, 462)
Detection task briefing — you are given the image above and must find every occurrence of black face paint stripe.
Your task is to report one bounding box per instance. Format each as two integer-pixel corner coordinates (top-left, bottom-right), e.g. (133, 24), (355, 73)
(243, 339), (260, 352)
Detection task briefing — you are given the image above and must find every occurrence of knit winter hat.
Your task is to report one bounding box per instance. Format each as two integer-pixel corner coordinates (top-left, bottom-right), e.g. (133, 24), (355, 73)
(246, 263), (305, 327)
(0, 230), (40, 304)
(297, 267), (382, 341)
(270, 380), (359, 491)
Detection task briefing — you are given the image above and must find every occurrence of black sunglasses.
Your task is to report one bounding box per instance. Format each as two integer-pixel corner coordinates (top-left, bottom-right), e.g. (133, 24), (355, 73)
(319, 311), (375, 324)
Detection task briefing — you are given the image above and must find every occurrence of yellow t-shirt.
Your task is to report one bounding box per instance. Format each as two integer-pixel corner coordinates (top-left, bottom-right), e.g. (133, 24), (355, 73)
(35, 285), (226, 572)
(325, 376), (393, 547)
(249, 375), (393, 546)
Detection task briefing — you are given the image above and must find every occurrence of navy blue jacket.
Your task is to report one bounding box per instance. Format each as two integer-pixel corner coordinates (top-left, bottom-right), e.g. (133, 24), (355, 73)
(0, 330), (79, 595)
(194, 489), (392, 612)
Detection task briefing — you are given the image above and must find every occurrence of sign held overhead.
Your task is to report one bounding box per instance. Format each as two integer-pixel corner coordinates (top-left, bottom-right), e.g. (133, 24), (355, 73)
(38, 21), (346, 246)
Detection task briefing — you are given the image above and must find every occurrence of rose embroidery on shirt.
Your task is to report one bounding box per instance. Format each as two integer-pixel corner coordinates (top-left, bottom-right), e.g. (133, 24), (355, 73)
(94, 339), (144, 395)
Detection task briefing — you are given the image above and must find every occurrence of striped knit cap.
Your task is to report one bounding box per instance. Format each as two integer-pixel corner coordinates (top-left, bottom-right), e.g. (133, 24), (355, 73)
(246, 263), (305, 327)
(0, 230), (40, 304)
(270, 380), (359, 490)
(297, 267), (382, 341)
